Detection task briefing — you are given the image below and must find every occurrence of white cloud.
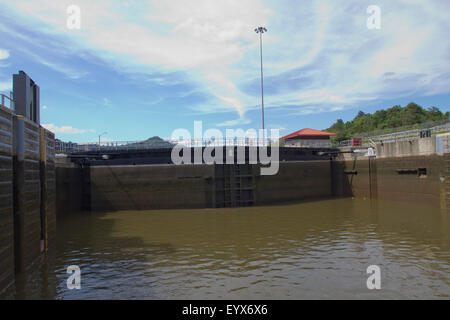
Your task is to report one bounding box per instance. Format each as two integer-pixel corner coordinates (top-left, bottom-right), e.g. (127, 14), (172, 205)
(0, 49), (9, 59)
(17, 47), (88, 79)
(103, 98), (111, 107)
(216, 117), (251, 127)
(42, 123), (95, 134)
(1, 0), (270, 116)
(1, 0), (450, 117)
(0, 80), (11, 91)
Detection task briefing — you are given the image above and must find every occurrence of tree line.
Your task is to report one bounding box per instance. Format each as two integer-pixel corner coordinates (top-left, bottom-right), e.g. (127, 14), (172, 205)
(326, 102), (449, 142)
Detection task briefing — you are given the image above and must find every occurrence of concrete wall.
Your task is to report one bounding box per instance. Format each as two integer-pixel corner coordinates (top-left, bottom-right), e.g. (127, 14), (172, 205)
(84, 161), (333, 211)
(55, 165), (83, 216)
(256, 161), (332, 205)
(0, 104), (55, 293)
(375, 137), (436, 158)
(376, 155), (445, 208)
(13, 116), (42, 273)
(333, 157), (376, 199)
(0, 105), (14, 293)
(42, 129), (56, 244)
(89, 164), (215, 211)
(59, 150), (449, 214)
(334, 154), (447, 208)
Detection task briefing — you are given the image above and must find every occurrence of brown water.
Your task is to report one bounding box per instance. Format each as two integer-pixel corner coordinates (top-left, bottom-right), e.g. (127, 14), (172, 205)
(1, 198), (449, 299)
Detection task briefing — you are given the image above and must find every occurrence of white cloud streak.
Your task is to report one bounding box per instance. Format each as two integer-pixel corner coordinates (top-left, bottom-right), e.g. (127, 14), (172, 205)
(42, 123), (95, 134)
(0, 80), (11, 91)
(216, 117), (251, 127)
(1, 0), (450, 119)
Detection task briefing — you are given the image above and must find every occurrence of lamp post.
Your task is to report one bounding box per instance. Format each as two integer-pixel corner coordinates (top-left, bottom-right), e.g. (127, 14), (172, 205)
(98, 131), (107, 146)
(255, 26), (267, 145)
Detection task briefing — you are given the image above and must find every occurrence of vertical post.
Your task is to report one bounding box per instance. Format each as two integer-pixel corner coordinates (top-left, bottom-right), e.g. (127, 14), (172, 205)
(13, 116), (25, 272)
(255, 27), (267, 145)
(40, 127), (48, 252)
(259, 32), (265, 142)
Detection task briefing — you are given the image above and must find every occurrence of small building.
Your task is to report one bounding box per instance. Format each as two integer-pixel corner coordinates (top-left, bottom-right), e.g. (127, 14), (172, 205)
(280, 128), (336, 148)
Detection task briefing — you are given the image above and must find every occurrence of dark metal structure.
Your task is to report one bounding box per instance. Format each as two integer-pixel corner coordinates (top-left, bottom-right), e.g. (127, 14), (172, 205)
(67, 146), (338, 166)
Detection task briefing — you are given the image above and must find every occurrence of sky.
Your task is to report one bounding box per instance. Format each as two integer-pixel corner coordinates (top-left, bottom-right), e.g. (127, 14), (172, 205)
(0, 0), (449, 143)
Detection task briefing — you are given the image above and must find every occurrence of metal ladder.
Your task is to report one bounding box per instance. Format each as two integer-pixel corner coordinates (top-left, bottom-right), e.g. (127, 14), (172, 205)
(214, 164), (255, 208)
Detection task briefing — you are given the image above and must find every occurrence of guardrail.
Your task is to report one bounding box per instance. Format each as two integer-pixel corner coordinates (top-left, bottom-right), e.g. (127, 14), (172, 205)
(338, 121), (450, 147)
(56, 138), (279, 154)
(0, 93), (14, 110)
(358, 119), (449, 138)
(441, 134), (450, 153)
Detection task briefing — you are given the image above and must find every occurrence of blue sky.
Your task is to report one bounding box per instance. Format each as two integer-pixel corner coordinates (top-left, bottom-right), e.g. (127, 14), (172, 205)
(0, 0), (449, 142)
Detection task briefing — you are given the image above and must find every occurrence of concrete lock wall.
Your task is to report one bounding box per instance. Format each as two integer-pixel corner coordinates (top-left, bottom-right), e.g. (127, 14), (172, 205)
(334, 154), (448, 209)
(376, 155), (445, 208)
(375, 137), (436, 158)
(0, 104), (56, 294)
(0, 105), (14, 293)
(89, 164), (215, 211)
(55, 165), (83, 217)
(333, 157), (377, 199)
(59, 151), (449, 214)
(13, 116), (41, 273)
(85, 161), (333, 211)
(256, 161), (332, 205)
(41, 128), (56, 245)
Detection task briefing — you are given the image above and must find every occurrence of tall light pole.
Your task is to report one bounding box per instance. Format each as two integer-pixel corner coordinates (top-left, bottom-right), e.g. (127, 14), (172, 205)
(99, 131), (107, 146)
(255, 26), (267, 144)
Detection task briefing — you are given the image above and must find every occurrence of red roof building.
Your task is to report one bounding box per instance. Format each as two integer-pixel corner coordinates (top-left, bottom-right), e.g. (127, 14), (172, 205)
(280, 128), (336, 148)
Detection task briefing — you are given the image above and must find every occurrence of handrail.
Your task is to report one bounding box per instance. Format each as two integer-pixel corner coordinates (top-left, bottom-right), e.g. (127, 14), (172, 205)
(0, 93), (14, 110)
(338, 121), (450, 147)
(55, 138), (279, 153)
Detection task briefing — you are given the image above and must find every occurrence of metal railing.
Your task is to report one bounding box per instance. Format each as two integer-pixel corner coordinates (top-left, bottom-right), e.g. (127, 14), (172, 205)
(338, 121), (450, 147)
(357, 119), (450, 138)
(56, 138), (279, 154)
(441, 134), (450, 153)
(0, 93), (14, 110)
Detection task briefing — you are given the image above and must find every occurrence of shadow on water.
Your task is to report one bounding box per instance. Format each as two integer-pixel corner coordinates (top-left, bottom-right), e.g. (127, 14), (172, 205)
(1, 210), (175, 299)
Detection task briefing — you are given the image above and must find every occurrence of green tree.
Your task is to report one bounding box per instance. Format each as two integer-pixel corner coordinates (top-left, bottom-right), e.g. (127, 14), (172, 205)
(326, 102), (448, 138)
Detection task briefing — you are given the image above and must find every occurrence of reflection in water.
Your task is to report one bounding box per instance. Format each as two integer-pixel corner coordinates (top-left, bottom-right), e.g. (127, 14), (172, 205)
(1, 198), (449, 299)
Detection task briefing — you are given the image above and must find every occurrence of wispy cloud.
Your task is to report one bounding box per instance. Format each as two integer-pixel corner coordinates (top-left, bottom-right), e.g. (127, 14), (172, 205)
(0, 48), (9, 59)
(103, 98), (111, 107)
(0, 0), (270, 116)
(17, 47), (88, 79)
(0, 80), (11, 91)
(1, 0), (449, 121)
(216, 117), (251, 127)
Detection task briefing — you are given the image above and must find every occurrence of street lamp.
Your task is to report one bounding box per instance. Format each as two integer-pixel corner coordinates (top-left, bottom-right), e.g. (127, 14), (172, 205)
(98, 131), (107, 146)
(255, 26), (267, 144)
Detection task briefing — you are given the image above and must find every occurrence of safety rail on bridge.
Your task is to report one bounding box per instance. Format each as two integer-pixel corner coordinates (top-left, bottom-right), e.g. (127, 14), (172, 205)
(0, 93), (14, 110)
(56, 138), (279, 154)
(338, 121), (450, 148)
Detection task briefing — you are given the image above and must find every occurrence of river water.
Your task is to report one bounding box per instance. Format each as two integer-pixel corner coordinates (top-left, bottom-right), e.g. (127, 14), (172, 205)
(1, 198), (449, 299)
